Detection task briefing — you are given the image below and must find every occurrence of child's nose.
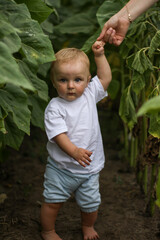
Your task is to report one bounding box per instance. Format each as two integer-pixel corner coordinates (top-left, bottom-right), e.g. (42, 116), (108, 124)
(68, 80), (74, 89)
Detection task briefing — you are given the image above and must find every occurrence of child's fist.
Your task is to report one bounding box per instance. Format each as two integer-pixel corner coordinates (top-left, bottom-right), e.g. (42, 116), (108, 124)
(92, 40), (105, 56)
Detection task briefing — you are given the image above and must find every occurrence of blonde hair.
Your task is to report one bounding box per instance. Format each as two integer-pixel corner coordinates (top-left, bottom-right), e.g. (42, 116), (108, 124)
(50, 48), (90, 82)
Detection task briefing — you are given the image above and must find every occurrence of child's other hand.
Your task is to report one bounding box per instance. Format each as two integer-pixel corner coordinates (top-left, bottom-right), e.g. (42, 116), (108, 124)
(73, 148), (92, 167)
(92, 40), (106, 57)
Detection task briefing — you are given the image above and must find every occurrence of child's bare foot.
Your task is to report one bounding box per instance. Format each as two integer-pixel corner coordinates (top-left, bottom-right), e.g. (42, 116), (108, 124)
(41, 230), (62, 240)
(82, 226), (99, 240)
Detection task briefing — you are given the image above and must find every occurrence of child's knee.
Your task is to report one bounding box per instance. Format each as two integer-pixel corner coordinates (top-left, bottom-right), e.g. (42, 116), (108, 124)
(42, 202), (63, 212)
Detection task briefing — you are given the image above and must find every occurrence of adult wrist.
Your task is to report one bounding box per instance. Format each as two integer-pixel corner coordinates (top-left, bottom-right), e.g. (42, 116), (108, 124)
(117, 5), (132, 24)
(125, 4), (132, 23)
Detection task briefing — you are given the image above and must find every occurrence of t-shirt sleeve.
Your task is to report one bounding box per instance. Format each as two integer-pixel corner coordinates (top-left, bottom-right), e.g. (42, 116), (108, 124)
(44, 108), (68, 142)
(88, 75), (108, 103)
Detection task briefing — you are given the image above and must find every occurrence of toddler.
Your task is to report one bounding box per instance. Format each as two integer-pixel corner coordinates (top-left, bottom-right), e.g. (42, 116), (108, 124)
(40, 40), (112, 240)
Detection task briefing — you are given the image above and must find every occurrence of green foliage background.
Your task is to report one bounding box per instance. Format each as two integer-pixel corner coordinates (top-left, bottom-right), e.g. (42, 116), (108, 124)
(0, 0), (55, 150)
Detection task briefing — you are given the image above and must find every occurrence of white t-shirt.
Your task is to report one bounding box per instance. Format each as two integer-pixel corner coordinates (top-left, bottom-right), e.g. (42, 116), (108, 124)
(45, 75), (107, 174)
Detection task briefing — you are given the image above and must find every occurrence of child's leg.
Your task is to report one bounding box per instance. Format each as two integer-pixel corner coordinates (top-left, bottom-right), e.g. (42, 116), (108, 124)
(75, 173), (101, 239)
(81, 210), (99, 240)
(40, 202), (63, 240)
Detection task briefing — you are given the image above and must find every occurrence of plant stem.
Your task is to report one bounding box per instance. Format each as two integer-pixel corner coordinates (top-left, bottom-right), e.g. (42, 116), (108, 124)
(134, 136), (138, 167)
(148, 164), (157, 216)
(143, 165), (148, 196)
(130, 135), (135, 167)
(124, 123), (129, 160)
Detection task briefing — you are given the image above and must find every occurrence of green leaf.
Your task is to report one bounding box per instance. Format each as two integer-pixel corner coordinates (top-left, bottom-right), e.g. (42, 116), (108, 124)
(28, 95), (47, 129)
(54, 13), (95, 34)
(0, 84), (31, 135)
(1, 0), (55, 65)
(132, 71), (145, 94)
(0, 14), (21, 53)
(107, 79), (120, 99)
(132, 50), (153, 74)
(0, 42), (35, 91)
(15, 0), (54, 23)
(149, 113), (160, 138)
(81, 28), (101, 53)
(149, 76), (160, 99)
(44, 0), (60, 8)
(0, 118), (7, 134)
(38, 62), (52, 78)
(0, 13), (19, 38)
(148, 30), (160, 57)
(0, 0), (55, 151)
(2, 32), (21, 54)
(119, 86), (137, 129)
(137, 95), (160, 117)
(18, 61), (49, 102)
(0, 114), (25, 150)
(41, 18), (54, 34)
(96, 0), (123, 28)
(10, 14), (55, 65)
(71, 0), (92, 8)
(0, 0), (31, 18)
(0, 107), (7, 134)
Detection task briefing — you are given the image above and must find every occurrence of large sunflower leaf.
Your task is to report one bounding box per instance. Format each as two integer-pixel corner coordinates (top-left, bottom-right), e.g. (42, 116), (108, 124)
(18, 61), (49, 102)
(28, 95), (47, 129)
(0, 42), (35, 91)
(0, 114), (25, 150)
(54, 12), (95, 34)
(148, 30), (160, 57)
(119, 86), (137, 129)
(96, 0), (123, 28)
(149, 113), (160, 138)
(137, 95), (160, 116)
(15, 0), (54, 23)
(1, 0), (55, 65)
(0, 84), (31, 135)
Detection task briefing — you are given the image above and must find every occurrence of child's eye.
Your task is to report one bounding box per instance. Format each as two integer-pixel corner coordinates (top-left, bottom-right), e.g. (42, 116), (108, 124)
(59, 78), (67, 83)
(75, 78), (82, 82)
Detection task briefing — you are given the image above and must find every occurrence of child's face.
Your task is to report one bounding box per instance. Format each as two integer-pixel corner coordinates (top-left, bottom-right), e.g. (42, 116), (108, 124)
(52, 60), (91, 101)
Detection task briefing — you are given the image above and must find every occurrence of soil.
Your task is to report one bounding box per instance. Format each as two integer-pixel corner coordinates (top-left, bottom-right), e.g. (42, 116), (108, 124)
(0, 110), (160, 240)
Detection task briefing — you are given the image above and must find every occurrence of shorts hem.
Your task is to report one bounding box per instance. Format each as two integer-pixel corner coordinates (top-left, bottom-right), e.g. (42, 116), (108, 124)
(80, 206), (99, 213)
(44, 199), (66, 203)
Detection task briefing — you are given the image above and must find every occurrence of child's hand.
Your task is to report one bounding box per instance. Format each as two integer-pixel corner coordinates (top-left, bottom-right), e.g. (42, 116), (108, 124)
(92, 40), (106, 57)
(73, 148), (92, 167)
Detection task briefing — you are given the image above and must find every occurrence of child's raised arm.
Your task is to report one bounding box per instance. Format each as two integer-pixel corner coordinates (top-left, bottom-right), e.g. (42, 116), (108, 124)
(92, 40), (112, 91)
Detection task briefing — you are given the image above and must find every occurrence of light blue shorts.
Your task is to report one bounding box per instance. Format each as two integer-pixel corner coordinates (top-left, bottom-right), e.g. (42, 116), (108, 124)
(43, 158), (101, 213)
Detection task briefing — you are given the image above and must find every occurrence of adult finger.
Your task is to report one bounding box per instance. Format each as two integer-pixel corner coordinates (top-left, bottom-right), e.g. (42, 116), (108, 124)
(108, 29), (116, 44)
(102, 27), (114, 43)
(97, 22), (109, 41)
(113, 36), (123, 46)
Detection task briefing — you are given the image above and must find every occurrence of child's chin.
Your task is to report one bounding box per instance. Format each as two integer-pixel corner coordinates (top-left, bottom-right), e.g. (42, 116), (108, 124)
(66, 94), (77, 101)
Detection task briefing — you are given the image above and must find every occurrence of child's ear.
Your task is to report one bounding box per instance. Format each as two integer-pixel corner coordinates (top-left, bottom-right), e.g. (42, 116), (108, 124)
(87, 75), (91, 84)
(52, 78), (56, 88)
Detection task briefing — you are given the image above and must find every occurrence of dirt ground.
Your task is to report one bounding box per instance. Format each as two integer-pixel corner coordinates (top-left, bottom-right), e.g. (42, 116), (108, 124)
(0, 110), (160, 240)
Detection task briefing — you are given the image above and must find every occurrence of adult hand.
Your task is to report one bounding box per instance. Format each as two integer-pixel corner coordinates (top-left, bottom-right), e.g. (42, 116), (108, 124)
(97, 14), (130, 46)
